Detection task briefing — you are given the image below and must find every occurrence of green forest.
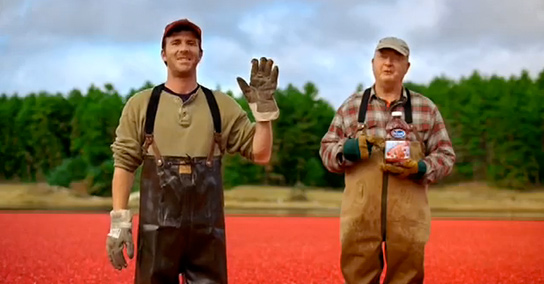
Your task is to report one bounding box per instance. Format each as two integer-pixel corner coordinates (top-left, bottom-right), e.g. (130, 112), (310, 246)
(1, 68), (543, 196)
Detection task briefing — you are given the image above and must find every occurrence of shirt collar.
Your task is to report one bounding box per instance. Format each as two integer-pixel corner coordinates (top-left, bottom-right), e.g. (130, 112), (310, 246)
(369, 84), (408, 102)
(163, 84), (201, 104)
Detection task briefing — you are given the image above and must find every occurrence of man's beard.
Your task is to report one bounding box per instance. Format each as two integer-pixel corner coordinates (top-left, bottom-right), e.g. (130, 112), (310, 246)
(172, 68), (194, 78)
(170, 62), (197, 78)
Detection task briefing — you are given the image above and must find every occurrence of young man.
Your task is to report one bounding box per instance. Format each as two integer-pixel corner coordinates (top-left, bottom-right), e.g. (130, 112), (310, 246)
(319, 37), (455, 283)
(106, 19), (280, 284)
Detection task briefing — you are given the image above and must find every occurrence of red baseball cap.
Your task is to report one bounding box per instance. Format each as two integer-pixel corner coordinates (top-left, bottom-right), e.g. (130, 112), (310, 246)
(161, 19), (202, 49)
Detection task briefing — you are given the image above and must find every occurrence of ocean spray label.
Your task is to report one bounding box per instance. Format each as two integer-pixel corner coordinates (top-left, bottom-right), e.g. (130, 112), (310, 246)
(391, 129), (406, 139)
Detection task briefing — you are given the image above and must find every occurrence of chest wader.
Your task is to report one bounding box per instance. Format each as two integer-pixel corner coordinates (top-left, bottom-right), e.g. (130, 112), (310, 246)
(134, 84), (228, 284)
(340, 88), (431, 284)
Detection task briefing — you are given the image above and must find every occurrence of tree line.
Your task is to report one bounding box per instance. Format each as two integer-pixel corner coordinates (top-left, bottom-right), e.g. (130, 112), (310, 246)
(1, 68), (543, 196)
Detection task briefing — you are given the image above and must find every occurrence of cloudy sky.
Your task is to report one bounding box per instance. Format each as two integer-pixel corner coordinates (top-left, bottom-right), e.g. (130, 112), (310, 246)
(1, 0), (543, 108)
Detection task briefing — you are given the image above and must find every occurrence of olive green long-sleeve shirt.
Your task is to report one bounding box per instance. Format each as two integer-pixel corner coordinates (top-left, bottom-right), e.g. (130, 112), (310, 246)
(111, 86), (256, 172)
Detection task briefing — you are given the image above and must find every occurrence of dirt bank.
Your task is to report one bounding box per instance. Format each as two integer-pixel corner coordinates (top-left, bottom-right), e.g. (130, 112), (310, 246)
(1, 182), (543, 219)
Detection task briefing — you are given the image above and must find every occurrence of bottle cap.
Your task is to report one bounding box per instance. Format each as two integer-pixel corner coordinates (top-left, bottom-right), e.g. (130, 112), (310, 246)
(391, 111), (402, 117)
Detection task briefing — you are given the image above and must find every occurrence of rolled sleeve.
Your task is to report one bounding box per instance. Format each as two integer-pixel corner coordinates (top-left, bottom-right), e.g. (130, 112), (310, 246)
(225, 108), (256, 161)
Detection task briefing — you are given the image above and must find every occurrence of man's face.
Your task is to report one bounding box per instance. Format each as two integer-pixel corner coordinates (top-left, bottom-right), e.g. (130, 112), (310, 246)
(161, 30), (202, 77)
(372, 48), (410, 85)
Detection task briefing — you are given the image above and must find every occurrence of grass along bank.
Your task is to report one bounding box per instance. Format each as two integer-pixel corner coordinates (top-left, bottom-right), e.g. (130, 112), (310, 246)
(0, 182), (543, 218)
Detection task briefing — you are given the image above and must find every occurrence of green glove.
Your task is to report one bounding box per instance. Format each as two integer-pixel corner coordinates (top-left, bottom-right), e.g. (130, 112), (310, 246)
(106, 209), (134, 270)
(236, 57), (280, 122)
(343, 136), (384, 162)
(381, 159), (427, 179)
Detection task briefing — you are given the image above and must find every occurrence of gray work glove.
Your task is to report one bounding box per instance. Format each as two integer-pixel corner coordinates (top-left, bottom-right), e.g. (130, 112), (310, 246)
(106, 209), (134, 270)
(236, 57), (280, 122)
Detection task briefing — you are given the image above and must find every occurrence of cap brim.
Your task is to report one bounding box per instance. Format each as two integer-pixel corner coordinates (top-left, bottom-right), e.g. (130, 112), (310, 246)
(376, 44), (408, 57)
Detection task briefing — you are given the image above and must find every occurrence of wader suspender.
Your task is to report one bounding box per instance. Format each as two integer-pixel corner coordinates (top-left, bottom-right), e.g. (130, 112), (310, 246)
(142, 84), (223, 167)
(357, 87), (413, 246)
(357, 87), (413, 124)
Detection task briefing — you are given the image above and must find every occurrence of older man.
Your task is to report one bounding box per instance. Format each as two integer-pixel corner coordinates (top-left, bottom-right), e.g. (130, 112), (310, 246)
(319, 37), (455, 283)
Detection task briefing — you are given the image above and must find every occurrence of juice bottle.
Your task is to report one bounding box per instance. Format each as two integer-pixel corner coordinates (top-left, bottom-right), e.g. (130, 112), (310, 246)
(385, 111), (411, 163)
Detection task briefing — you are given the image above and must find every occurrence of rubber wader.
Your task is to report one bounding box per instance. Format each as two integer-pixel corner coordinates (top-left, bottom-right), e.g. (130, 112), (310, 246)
(340, 88), (431, 284)
(134, 84), (228, 284)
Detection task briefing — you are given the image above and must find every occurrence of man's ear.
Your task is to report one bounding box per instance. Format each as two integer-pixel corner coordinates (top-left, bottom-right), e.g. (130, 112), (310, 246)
(161, 49), (167, 66)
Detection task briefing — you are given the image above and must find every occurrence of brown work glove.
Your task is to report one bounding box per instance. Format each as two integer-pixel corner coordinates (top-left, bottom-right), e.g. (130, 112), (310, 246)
(343, 134), (385, 162)
(381, 159), (425, 179)
(236, 57), (280, 122)
(106, 209), (134, 270)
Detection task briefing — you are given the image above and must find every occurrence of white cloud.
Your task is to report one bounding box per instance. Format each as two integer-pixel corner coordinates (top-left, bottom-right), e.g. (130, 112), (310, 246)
(0, 43), (165, 96)
(1, 0), (543, 109)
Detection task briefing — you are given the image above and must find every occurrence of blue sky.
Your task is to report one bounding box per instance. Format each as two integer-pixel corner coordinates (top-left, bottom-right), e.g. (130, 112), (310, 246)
(1, 0), (543, 108)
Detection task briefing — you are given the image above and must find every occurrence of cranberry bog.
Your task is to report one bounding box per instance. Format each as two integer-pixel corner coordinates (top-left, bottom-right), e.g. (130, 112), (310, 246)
(1, 212), (543, 284)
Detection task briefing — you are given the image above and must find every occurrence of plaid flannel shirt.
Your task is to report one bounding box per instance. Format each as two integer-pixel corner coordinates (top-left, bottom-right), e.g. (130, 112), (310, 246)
(319, 87), (456, 185)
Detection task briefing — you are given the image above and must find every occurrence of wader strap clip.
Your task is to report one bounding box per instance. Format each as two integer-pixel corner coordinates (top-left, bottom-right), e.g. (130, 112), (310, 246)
(356, 123), (366, 136)
(206, 132), (223, 167)
(143, 134), (164, 167)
